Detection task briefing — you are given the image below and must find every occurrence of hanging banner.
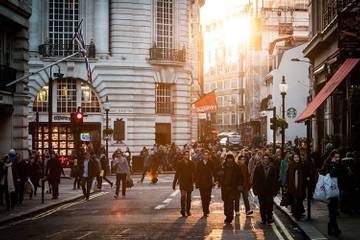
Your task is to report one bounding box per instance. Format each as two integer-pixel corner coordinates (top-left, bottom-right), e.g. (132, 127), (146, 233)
(193, 91), (218, 113)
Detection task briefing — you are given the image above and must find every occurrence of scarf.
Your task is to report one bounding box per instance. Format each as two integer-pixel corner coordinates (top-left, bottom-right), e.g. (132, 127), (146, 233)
(5, 162), (15, 193)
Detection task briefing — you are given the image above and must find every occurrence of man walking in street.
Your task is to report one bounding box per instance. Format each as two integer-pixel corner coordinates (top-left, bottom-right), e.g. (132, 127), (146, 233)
(253, 153), (278, 224)
(79, 152), (97, 200)
(173, 150), (195, 217)
(195, 150), (215, 218)
(113, 151), (130, 199)
(220, 154), (243, 224)
(46, 150), (64, 200)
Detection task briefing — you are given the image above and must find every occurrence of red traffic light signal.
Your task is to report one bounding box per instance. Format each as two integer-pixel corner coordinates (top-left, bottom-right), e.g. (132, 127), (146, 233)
(76, 112), (83, 120)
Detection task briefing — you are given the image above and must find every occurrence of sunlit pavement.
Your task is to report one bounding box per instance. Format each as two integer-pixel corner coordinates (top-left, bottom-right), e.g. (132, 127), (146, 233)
(0, 174), (306, 240)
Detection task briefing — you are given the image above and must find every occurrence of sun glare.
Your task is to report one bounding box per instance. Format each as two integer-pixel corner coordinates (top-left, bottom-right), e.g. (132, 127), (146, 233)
(222, 16), (252, 47)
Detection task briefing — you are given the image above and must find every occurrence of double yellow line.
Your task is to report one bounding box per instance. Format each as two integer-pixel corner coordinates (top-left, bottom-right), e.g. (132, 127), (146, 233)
(30, 191), (108, 220)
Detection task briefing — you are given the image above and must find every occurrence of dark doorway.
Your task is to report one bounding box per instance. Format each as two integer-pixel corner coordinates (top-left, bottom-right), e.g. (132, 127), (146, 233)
(155, 123), (171, 145)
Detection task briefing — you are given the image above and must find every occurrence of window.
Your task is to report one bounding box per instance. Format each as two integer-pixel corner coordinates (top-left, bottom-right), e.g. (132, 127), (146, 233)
(217, 96), (223, 106)
(216, 113), (223, 125)
(81, 83), (100, 112)
(33, 86), (49, 112)
(57, 79), (77, 113)
(156, 0), (174, 49)
(0, 31), (12, 66)
(211, 82), (216, 91)
(231, 95), (237, 105)
(231, 79), (238, 89)
(231, 112), (237, 125)
(218, 80), (223, 90)
(156, 83), (173, 114)
(48, 0), (79, 56)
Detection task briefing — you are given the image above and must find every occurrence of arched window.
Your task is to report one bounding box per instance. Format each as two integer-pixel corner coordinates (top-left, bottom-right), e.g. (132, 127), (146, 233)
(33, 86), (48, 112)
(81, 82), (100, 112)
(57, 78), (77, 113)
(32, 79), (100, 113)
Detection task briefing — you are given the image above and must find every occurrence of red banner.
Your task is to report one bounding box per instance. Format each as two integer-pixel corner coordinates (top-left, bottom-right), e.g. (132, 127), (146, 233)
(194, 91), (217, 113)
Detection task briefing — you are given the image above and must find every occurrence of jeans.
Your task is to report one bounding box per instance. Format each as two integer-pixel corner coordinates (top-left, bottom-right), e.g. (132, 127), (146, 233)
(115, 173), (127, 196)
(180, 190), (192, 213)
(199, 187), (212, 214)
(81, 177), (93, 199)
(223, 190), (237, 221)
(140, 167), (150, 182)
(50, 182), (59, 199)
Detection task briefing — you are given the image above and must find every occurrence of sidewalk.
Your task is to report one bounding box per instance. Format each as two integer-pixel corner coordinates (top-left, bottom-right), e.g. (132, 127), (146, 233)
(0, 176), (86, 225)
(274, 195), (360, 240)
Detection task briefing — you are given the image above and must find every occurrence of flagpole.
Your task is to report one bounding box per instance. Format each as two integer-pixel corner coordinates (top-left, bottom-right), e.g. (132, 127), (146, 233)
(6, 51), (80, 87)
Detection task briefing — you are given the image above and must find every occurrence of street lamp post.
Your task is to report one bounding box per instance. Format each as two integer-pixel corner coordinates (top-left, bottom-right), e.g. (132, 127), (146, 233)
(104, 96), (111, 164)
(44, 64), (63, 204)
(279, 76), (288, 158)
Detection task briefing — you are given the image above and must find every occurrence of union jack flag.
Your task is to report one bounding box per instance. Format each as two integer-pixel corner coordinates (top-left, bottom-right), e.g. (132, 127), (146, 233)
(74, 30), (92, 82)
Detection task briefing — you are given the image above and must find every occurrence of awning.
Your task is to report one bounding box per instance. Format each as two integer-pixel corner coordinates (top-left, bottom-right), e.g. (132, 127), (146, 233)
(296, 58), (360, 122)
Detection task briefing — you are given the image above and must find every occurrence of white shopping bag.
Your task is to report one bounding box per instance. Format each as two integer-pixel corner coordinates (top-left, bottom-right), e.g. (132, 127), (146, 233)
(324, 173), (340, 199)
(24, 178), (35, 194)
(313, 174), (327, 202)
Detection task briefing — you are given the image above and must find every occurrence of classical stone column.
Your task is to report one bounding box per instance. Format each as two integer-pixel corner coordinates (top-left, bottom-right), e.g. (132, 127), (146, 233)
(94, 0), (109, 57)
(29, 0), (42, 55)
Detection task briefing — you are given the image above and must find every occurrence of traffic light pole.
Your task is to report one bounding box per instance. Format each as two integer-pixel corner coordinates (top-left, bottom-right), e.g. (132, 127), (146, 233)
(272, 106), (276, 154)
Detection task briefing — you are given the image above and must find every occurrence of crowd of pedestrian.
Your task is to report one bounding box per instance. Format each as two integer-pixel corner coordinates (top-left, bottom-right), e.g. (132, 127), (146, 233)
(166, 140), (360, 236)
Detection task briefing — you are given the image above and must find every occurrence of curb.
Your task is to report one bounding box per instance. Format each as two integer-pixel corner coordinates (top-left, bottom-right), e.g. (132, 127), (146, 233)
(274, 196), (328, 240)
(0, 193), (85, 226)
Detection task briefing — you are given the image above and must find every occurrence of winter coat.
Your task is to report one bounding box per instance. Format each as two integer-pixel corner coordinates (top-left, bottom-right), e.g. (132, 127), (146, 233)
(46, 157), (63, 184)
(173, 160), (195, 192)
(113, 157), (130, 175)
(29, 160), (42, 187)
(3, 162), (18, 193)
(253, 163), (278, 197)
(286, 162), (306, 198)
(220, 160), (243, 201)
(239, 164), (250, 191)
(196, 160), (215, 189)
(279, 156), (289, 187)
(17, 159), (29, 182)
(79, 158), (100, 178)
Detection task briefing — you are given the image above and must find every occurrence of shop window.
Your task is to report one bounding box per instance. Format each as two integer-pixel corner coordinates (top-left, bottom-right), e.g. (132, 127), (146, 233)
(81, 82), (100, 112)
(57, 79), (77, 113)
(33, 86), (49, 112)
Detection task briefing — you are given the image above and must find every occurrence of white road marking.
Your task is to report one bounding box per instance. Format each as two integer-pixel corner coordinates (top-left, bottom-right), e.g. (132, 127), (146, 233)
(154, 204), (166, 210)
(162, 198), (172, 204)
(45, 229), (70, 238)
(170, 189), (180, 197)
(155, 190), (180, 209)
(75, 231), (94, 239)
(118, 229), (130, 235)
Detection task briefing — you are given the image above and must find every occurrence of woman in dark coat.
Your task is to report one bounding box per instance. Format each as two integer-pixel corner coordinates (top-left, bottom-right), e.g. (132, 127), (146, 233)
(320, 149), (344, 237)
(46, 151), (64, 199)
(29, 152), (42, 196)
(286, 152), (306, 220)
(172, 150), (195, 217)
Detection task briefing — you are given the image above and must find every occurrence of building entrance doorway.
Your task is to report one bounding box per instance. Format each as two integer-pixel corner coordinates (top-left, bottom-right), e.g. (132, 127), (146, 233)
(155, 123), (171, 145)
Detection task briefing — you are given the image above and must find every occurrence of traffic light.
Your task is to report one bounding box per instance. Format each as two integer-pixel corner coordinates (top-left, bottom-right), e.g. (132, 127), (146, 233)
(71, 111), (84, 130)
(270, 117), (277, 130)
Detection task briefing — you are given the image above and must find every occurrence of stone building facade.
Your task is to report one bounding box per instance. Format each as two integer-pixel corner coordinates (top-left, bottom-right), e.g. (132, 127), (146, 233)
(0, 0), (32, 158)
(28, 0), (204, 158)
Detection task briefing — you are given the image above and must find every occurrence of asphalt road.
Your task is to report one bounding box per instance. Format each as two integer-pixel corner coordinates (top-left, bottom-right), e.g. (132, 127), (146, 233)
(0, 174), (306, 240)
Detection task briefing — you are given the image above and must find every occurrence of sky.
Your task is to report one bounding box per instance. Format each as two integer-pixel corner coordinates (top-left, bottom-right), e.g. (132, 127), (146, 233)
(201, 0), (249, 25)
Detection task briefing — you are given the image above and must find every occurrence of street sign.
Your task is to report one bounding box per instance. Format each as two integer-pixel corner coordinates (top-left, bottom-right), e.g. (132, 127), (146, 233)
(287, 107), (297, 119)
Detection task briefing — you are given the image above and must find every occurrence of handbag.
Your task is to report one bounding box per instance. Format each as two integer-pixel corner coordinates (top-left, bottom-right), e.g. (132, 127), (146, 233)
(324, 173), (340, 199)
(24, 178), (35, 194)
(313, 174), (327, 202)
(126, 175), (134, 188)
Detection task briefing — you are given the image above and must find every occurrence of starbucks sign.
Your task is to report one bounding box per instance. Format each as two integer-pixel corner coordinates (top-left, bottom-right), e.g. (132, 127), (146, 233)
(287, 107), (297, 119)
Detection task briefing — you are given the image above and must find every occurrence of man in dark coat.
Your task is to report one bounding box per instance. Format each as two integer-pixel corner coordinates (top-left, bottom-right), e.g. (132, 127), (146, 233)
(172, 150), (195, 217)
(78, 152), (98, 200)
(253, 153), (279, 224)
(195, 150), (215, 217)
(220, 155), (243, 224)
(46, 150), (64, 199)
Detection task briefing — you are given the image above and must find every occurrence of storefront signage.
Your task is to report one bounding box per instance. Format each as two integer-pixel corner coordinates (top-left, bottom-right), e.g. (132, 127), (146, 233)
(279, 23), (293, 35)
(287, 107), (297, 119)
(53, 115), (70, 121)
(80, 132), (91, 142)
(116, 109), (134, 114)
